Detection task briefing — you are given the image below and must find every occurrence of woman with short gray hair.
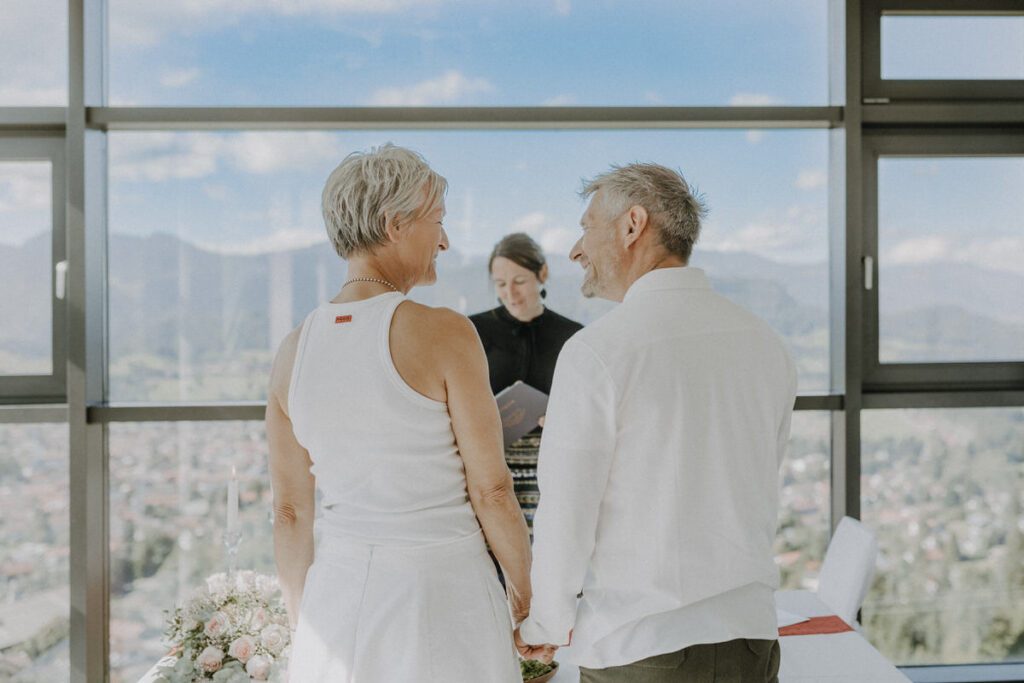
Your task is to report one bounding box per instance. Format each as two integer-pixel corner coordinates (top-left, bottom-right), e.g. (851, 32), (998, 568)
(266, 144), (536, 681)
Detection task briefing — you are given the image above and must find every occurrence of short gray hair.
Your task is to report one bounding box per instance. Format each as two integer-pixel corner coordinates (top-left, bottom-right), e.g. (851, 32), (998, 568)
(321, 143), (447, 258)
(581, 163), (707, 261)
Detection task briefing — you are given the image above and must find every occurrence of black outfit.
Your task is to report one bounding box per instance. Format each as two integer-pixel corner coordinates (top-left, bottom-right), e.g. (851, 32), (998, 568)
(469, 306), (583, 538)
(469, 306), (583, 396)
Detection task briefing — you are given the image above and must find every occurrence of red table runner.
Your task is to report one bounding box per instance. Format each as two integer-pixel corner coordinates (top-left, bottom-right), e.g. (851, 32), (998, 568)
(779, 615), (853, 637)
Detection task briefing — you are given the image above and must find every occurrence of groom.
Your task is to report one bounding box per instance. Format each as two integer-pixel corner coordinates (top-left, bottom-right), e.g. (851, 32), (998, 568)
(515, 163), (796, 682)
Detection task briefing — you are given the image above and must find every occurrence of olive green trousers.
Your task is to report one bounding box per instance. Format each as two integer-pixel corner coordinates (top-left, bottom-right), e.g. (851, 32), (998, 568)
(578, 638), (780, 683)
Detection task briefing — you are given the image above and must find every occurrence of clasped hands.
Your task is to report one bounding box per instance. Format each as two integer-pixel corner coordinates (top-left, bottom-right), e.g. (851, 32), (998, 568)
(508, 587), (558, 664)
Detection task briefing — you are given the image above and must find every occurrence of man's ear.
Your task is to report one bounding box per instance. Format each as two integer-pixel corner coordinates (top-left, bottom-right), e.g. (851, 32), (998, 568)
(538, 263), (549, 285)
(383, 213), (402, 244)
(622, 205), (649, 249)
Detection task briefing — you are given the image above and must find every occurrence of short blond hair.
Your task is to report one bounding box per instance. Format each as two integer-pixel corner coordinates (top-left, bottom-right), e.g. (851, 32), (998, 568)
(322, 144), (447, 258)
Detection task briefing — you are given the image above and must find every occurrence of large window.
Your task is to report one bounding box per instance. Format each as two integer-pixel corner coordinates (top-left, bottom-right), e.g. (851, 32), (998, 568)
(862, 407), (1024, 666)
(4, 0), (1024, 681)
(108, 421), (273, 683)
(107, 0), (829, 106)
(108, 129), (830, 401)
(0, 422), (69, 682)
(877, 156), (1024, 364)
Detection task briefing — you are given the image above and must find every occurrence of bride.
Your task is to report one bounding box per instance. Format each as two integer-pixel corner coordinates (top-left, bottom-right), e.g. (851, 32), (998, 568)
(265, 144), (543, 681)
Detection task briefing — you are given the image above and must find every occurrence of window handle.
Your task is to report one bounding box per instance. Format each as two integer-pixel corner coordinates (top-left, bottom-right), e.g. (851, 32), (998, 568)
(863, 255), (873, 291)
(55, 260), (68, 300)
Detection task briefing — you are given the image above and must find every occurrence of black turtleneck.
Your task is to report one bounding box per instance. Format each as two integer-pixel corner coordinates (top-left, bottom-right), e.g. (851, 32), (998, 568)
(469, 306), (583, 396)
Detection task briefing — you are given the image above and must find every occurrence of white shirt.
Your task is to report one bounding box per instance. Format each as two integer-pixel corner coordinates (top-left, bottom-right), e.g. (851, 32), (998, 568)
(519, 267), (797, 669)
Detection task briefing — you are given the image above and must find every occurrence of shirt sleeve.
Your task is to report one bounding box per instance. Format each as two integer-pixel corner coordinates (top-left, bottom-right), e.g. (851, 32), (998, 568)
(776, 351), (798, 470)
(519, 337), (617, 646)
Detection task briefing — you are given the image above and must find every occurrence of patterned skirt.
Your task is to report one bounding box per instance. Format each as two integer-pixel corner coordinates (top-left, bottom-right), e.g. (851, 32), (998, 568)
(506, 431), (541, 539)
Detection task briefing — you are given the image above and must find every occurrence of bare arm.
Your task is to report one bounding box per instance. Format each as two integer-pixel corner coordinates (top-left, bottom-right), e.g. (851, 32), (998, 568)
(266, 329), (316, 629)
(441, 313), (533, 621)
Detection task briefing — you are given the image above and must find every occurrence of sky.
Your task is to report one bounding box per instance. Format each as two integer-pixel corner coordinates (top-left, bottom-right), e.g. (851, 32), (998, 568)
(0, 0), (1022, 276)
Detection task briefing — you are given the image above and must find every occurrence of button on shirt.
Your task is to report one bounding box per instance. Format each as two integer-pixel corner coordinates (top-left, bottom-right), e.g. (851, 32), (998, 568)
(519, 267), (797, 669)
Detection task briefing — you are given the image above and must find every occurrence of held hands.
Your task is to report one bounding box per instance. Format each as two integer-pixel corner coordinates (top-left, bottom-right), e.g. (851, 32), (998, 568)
(513, 627), (558, 664)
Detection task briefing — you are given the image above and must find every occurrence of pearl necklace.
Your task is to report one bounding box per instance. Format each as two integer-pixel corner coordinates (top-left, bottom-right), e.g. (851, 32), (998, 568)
(342, 277), (400, 293)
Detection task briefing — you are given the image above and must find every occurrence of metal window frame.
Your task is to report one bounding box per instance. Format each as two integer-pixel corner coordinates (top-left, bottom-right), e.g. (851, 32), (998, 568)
(0, 136), (67, 402)
(862, 0), (1024, 102)
(861, 129), (1024, 393)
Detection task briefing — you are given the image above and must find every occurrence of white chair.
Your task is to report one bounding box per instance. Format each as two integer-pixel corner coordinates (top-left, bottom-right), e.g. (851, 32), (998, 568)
(817, 516), (878, 626)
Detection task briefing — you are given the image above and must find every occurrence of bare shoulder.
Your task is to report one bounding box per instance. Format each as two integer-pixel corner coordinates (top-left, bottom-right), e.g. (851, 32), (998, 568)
(392, 301), (481, 362)
(268, 323), (304, 412)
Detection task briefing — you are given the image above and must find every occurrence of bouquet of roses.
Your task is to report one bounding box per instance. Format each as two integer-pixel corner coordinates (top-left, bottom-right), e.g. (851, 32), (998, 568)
(154, 571), (291, 683)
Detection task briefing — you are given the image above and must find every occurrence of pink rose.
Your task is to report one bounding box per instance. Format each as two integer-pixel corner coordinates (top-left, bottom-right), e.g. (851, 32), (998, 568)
(195, 646), (224, 673)
(204, 611), (231, 638)
(227, 635), (257, 663)
(246, 654), (272, 680)
(260, 624), (289, 656)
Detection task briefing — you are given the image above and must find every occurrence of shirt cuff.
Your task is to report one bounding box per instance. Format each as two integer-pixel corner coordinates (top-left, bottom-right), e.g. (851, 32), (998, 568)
(519, 613), (573, 647)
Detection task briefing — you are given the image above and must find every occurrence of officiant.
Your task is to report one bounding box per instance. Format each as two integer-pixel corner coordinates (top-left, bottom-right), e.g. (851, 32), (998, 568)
(470, 233), (583, 534)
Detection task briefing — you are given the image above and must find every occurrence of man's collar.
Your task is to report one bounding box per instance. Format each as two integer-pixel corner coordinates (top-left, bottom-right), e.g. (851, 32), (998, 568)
(623, 266), (710, 302)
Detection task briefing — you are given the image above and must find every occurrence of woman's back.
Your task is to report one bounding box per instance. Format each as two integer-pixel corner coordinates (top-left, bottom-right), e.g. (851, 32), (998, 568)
(288, 292), (480, 545)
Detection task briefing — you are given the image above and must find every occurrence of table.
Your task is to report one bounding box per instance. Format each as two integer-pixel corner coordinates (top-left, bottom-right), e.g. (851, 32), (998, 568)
(549, 591), (908, 682)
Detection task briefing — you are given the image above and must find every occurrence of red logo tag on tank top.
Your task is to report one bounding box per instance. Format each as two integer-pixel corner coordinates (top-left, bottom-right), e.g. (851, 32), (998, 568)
(335, 315), (353, 324)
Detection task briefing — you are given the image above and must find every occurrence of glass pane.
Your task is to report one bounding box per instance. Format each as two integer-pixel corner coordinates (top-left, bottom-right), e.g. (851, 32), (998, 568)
(862, 407), (1024, 666)
(882, 15), (1024, 80)
(0, 422), (69, 682)
(0, 0), (68, 105)
(108, 130), (829, 402)
(108, 0), (828, 105)
(774, 411), (831, 590)
(0, 161), (53, 375)
(109, 421), (273, 683)
(878, 157), (1024, 363)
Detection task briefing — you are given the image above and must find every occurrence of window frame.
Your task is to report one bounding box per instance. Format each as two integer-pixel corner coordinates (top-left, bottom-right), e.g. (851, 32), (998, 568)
(0, 136), (67, 402)
(862, 0), (1024, 102)
(861, 130), (1024, 392)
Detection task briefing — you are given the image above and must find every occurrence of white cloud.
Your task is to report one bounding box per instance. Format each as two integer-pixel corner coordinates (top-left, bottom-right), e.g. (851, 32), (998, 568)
(110, 132), (348, 182)
(511, 212), (578, 256)
(884, 235), (1024, 275)
(553, 0), (571, 16)
(367, 70), (495, 106)
(745, 131), (766, 144)
(729, 93), (784, 106)
(111, 0), (444, 48)
(160, 68), (202, 88)
(701, 203), (826, 263)
(795, 169), (827, 191)
(0, 0), (67, 104)
(0, 163), (52, 245)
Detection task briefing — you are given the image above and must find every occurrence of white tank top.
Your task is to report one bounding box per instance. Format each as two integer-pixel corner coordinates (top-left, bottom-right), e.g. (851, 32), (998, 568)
(288, 293), (481, 545)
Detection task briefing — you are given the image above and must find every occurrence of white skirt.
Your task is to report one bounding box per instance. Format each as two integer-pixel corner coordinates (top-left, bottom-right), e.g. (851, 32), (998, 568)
(288, 529), (521, 683)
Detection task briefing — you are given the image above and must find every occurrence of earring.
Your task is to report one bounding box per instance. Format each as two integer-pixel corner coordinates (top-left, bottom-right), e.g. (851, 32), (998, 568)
(540, 288), (547, 299)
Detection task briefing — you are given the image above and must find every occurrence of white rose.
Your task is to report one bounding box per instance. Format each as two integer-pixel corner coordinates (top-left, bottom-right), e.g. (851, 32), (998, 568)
(260, 624), (289, 656)
(206, 573), (230, 596)
(227, 634), (257, 663)
(204, 611), (231, 638)
(195, 646), (225, 673)
(246, 654), (272, 681)
(249, 607), (268, 631)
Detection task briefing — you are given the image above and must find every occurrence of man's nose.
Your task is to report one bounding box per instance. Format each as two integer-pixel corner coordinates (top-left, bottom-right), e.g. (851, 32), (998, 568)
(569, 237), (584, 262)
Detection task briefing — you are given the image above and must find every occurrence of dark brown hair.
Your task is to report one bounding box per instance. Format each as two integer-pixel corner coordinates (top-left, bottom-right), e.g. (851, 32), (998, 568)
(487, 232), (546, 277)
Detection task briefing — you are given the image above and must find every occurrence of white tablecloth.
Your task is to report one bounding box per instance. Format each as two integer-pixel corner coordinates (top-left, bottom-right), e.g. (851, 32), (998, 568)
(140, 591), (908, 683)
(550, 591), (907, 683)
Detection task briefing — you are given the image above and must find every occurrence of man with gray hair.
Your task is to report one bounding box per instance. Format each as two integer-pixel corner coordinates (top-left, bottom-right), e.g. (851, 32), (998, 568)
(515, 163), (796, 682)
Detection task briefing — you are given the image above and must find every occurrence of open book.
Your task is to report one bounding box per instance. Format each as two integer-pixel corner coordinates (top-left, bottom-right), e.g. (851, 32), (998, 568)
(495, 381), (549, 448)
